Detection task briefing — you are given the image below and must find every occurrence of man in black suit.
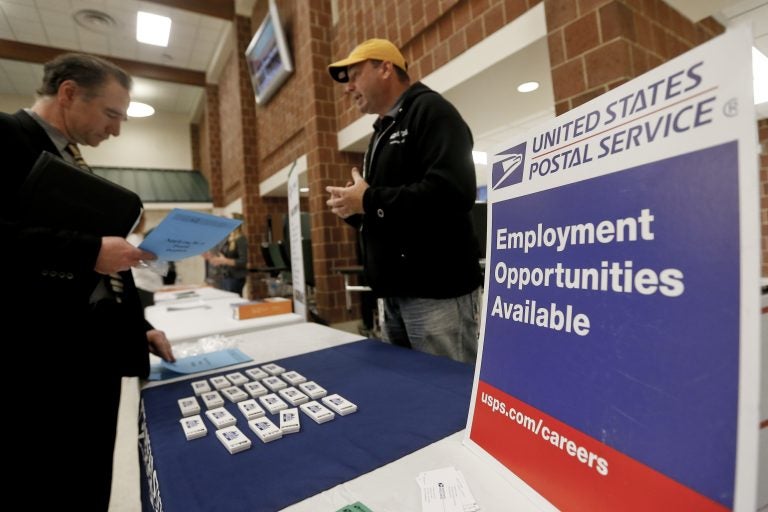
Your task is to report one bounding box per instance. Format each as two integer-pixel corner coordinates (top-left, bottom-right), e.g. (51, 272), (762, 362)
(0, 53), (174, 510)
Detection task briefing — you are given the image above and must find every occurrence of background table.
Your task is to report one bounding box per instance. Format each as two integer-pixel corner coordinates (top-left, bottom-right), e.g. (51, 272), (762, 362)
(145, 296), (304, 343)
(153, 286), (239, 305)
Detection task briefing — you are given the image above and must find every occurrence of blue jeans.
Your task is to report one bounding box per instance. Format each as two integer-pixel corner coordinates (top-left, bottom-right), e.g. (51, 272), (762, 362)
(382, 288), (480, 363)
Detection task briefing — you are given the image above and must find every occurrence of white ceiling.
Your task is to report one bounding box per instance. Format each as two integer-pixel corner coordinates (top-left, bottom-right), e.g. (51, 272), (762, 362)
(0, 0), (764, 168)
(0, 0), (231, 117)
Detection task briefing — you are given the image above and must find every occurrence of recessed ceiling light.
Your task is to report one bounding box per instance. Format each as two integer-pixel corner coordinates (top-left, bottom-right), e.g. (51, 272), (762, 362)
(127, 101), (155, 118)
(517, 81), (540, 93)
(136, 11), (171, 47)
(299, 187), (310, 193)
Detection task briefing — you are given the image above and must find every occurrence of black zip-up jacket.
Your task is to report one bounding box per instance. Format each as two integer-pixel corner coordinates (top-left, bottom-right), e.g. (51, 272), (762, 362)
(347, 82), (482, 298)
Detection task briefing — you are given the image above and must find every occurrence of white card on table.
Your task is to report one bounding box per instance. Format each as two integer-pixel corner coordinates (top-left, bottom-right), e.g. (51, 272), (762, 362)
(278, 387), (309, 406)
(178, 396), (201, 417)
(279, 408), (301, 434)
(261, 363), (285, 375)
(299, 401), (335, 424)
(210, 376), (230, 390)
(205, 406), (237, 429)
(215, 425), (251, 454)
(259, 393), (288, 414)
(245, 367), (269, 380)
(191, 380), (211, 396)
(221, 386), (249, 403)
(237, 399), (266, 420)
(225, 372), (249, 386)
(248, 417), (282, 443)
(322, 394), (358, 416)
(243, 381), (268, 398)
(200, 391), (225, 409)
(262, 376), (287, 392)
(281, 371), (306, 386)
(179, 415), (208, 440)
(298, 381), (327, 399)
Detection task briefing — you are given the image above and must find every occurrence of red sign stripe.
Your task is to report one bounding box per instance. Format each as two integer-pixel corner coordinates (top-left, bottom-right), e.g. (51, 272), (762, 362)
(470, 381), (729, 512)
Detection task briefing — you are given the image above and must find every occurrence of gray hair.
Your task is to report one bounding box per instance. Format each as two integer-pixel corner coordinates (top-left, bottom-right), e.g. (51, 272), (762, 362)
(37, 53), (132, 97)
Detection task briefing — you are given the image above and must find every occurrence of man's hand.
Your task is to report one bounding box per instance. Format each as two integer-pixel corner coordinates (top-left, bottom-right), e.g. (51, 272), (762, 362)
(95, 237), (156, 274)
(326, 168), (368, 219)
(147, 329), (175, 362)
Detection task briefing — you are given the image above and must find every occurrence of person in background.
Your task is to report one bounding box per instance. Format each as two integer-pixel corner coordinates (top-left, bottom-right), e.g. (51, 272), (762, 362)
(204, 222), (248, 296)
(326, 39), (482, 363)
(163, 260), (178, 285)
(126, 213), (164, 308)
(0, 52), (174, 510)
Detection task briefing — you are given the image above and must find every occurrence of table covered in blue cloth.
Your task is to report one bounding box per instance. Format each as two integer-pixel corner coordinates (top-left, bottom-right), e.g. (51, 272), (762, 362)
(139, 339), (474, 512)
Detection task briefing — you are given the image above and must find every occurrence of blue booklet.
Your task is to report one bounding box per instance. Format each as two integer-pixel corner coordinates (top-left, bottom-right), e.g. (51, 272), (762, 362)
(140, 209), (241, 261)
(148, 348), (253, 381)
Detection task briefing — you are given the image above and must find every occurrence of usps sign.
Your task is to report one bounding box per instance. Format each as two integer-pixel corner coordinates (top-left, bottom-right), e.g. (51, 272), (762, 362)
(465, 27), (760, 512)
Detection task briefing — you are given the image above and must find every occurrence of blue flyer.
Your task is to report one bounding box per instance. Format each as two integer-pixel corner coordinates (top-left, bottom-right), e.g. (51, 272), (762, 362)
(148, 348), (253, 381)
(140, 209), (241, 261)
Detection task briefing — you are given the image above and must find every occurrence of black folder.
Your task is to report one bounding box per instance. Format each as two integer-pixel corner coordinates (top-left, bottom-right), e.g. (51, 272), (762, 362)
(19, 151), (143, 237)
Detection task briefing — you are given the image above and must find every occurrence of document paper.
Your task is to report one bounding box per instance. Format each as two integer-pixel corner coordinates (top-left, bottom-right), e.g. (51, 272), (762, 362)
(140, 209), (242, 261)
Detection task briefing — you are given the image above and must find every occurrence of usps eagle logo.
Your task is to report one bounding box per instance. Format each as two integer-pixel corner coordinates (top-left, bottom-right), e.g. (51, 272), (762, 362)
(491, 142), (526, 190)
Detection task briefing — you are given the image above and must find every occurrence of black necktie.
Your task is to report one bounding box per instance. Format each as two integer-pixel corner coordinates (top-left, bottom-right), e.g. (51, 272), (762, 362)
(65, 143), (91, 172)
(66, 143), (125, 303)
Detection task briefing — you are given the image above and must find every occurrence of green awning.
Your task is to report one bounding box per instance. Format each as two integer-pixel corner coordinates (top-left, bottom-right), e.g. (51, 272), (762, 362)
(93, 167), (211, 203)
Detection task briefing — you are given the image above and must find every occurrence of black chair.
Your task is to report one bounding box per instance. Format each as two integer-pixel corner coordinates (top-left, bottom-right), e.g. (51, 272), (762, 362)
(248, 242), (287, 277)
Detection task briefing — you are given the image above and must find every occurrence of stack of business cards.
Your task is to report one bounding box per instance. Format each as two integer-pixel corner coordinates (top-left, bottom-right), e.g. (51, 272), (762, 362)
(245, 367), (269, 380)
(300, 401), (335, 424)
(178, 396), (201, 417)
(278, 387), (309, 406)
(262, 376), (287, 392)
(248, 417), (282, 443)
(205, 407), (237, 429)
(191, 380), (211, 396)
(243, 381), (268, 398)
(221, 386), (248, 403)
(225, 372), (249, 386)
(298, 381), (327, 399)
(179, 415), (208, 440)
(281, 371), (306, 386)
(261, 363), (285, 375)
(215, 426), (251, 454)
(210, 376), (230, 390)
(259, 393), (288, 414)
(322, 394), (358, 416)
(279, 408), (301, 434)
(201, 391), (225, 409)
(237, 399), (265, 420)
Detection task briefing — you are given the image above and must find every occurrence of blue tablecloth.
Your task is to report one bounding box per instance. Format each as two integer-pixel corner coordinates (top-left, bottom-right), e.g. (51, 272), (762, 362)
(139, 339), (474, 512)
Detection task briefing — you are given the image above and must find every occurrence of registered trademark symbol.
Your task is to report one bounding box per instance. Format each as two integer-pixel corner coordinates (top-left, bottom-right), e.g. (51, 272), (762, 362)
(723, 98), (738, 117)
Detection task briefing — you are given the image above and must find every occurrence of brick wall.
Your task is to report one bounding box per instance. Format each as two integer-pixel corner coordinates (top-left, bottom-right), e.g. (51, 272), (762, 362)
(218, 51), (246, 205)
(331, 0), (540, 127)
(190, 123), (201, 171)
(200, 83), (222, 205)
(545, 0), (723, 114)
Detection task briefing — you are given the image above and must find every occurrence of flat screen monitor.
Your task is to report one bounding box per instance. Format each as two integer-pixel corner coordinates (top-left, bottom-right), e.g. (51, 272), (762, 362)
(245, 0), (293, 105)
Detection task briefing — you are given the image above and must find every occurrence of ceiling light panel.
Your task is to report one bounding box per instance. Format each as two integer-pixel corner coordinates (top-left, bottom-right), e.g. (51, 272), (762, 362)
(136, 11), (171, 47)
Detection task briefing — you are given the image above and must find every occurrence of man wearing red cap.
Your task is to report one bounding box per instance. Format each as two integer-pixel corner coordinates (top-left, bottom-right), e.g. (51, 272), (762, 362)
(326, 39), (482, 363)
